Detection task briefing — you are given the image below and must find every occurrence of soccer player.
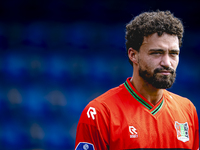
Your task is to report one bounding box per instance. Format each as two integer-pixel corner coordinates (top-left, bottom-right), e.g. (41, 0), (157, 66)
(75, 10), (199, 150)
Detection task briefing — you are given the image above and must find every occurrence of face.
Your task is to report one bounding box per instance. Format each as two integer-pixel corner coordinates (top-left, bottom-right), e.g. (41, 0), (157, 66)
(137, 32), (180, 89)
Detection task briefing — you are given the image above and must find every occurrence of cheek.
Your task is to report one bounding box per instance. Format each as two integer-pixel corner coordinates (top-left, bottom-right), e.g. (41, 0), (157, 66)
(139, 58), (155, 71)
(171, 58), (179, 69)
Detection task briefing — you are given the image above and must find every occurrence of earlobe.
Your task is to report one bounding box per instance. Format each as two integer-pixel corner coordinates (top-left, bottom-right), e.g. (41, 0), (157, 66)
(128, 47), (138, 65)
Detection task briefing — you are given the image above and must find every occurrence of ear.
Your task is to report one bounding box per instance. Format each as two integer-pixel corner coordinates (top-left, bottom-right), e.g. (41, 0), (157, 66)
(128, 47), (138, 65)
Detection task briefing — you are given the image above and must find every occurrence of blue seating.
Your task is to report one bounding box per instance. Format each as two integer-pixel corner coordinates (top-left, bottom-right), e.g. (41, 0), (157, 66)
(0, 20), (199, 150)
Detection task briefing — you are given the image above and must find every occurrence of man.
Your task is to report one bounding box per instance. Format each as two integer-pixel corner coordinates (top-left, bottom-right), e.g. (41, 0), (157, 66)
(75, 10), (199, 150)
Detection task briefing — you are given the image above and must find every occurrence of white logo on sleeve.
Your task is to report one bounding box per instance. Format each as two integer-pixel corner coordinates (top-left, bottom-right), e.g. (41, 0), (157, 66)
(129, 126), (138, 138)
(87, 107), (96, 120)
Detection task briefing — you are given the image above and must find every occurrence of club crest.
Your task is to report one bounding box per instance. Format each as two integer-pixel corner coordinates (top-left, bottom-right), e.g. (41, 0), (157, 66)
(175, 121), (189, 142)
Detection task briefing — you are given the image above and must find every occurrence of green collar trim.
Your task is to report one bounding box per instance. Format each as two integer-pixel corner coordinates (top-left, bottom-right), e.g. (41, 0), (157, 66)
(151, 99), (164, 115)
(124, 80), (164, 115)
(124, 81), (152, 110)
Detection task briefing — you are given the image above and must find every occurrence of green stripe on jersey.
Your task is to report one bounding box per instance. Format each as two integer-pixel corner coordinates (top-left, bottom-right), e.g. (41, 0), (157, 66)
(124, 81), (152, 110)
(151, 99), (164, 115)
(124, 81), (164, 115)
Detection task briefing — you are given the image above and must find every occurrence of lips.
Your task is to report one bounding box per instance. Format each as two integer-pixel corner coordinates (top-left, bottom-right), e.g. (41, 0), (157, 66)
(158, 71), (171, 75)
(154, 68), (174, 75)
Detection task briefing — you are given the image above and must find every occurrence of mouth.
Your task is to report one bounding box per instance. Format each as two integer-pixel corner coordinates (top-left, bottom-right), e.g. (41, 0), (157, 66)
(154, 67), (174, 76)
(157, 70), (172, 75)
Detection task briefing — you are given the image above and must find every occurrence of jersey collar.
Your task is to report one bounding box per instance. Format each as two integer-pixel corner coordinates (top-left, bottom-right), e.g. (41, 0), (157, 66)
(124, 78), (164, 115)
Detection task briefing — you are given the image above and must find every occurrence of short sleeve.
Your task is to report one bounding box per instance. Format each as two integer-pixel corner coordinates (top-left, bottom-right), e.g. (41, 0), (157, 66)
(192, 106), (199, 150)
(75, 100), (110, 150)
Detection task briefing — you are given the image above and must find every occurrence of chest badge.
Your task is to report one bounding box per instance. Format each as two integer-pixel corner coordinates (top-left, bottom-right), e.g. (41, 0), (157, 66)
(175, 121), (189, 142)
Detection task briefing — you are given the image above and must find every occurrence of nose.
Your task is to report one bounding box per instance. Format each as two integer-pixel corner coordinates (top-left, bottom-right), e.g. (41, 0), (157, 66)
(160, 54), (171, 68)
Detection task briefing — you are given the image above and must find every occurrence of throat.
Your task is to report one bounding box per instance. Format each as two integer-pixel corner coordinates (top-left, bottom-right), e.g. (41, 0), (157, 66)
(130, 77), (164, 105)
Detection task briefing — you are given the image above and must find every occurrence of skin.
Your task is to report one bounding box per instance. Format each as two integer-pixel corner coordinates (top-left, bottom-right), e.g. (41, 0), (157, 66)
(128, 32), (180, 105)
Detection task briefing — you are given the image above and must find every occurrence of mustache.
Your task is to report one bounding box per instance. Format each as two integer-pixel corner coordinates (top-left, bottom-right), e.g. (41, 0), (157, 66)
(154, 67), (175, 74)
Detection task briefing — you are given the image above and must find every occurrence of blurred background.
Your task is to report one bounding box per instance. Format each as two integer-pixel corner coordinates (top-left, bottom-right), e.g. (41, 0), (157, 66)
(0, 0), (199, 149)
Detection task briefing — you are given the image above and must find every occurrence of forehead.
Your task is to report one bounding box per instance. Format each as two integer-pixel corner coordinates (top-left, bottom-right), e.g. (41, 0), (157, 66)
(141, 32), (179, 50)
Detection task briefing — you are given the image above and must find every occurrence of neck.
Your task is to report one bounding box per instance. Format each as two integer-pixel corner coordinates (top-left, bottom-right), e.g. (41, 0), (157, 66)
(130, 75), (164, 105)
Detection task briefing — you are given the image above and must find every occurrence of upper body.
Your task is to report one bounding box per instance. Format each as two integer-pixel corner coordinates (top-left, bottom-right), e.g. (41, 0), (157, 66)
(75, 10), (199, 150)
(75, 78), (199, 150)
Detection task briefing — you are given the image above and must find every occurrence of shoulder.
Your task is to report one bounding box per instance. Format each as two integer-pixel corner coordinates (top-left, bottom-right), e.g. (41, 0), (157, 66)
(164, 90), (199, 131)
(77, 86), (124, 128)
(165, 90), (192, 104)
(89, 84), (125, 109)
(164, 90), (197, 113)
(81, 84), (125, 119)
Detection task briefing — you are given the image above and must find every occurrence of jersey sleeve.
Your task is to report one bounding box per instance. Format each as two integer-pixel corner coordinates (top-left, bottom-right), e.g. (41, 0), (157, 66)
(192, 106), (199, 150)
(75, 100), (110, 150)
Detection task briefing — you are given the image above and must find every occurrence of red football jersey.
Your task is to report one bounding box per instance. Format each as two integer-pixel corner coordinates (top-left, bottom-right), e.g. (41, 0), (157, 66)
(75, 78), (199, 150)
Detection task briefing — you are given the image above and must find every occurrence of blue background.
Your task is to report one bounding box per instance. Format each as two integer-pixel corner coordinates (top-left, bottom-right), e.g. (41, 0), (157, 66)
(0, 0), (199, 149)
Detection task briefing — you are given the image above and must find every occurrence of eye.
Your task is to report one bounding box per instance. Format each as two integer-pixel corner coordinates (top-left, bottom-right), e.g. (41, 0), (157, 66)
(151, 51), (162, 55)
(149, 49), (164, 55)
(170, 51), (179, 56)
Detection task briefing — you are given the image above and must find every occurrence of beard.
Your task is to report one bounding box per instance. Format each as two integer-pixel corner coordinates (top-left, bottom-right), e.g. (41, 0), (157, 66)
(139, 66), (176, 89)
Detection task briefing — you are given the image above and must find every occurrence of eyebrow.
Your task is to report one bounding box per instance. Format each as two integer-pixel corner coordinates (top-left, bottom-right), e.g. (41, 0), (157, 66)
(149, 49), (180, 52)
(170, 49), (180, 53)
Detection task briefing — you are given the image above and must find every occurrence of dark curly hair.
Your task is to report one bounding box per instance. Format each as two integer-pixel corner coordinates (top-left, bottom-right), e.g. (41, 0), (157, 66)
(125, 10), (184, 66)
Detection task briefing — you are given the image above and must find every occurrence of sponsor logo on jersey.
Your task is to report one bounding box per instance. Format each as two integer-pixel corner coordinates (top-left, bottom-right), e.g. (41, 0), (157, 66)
(175, 121), (189, 142)
(87, 107), (96, 120)
(75, 142), (95, 150)
(129, 126), (138, 138)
